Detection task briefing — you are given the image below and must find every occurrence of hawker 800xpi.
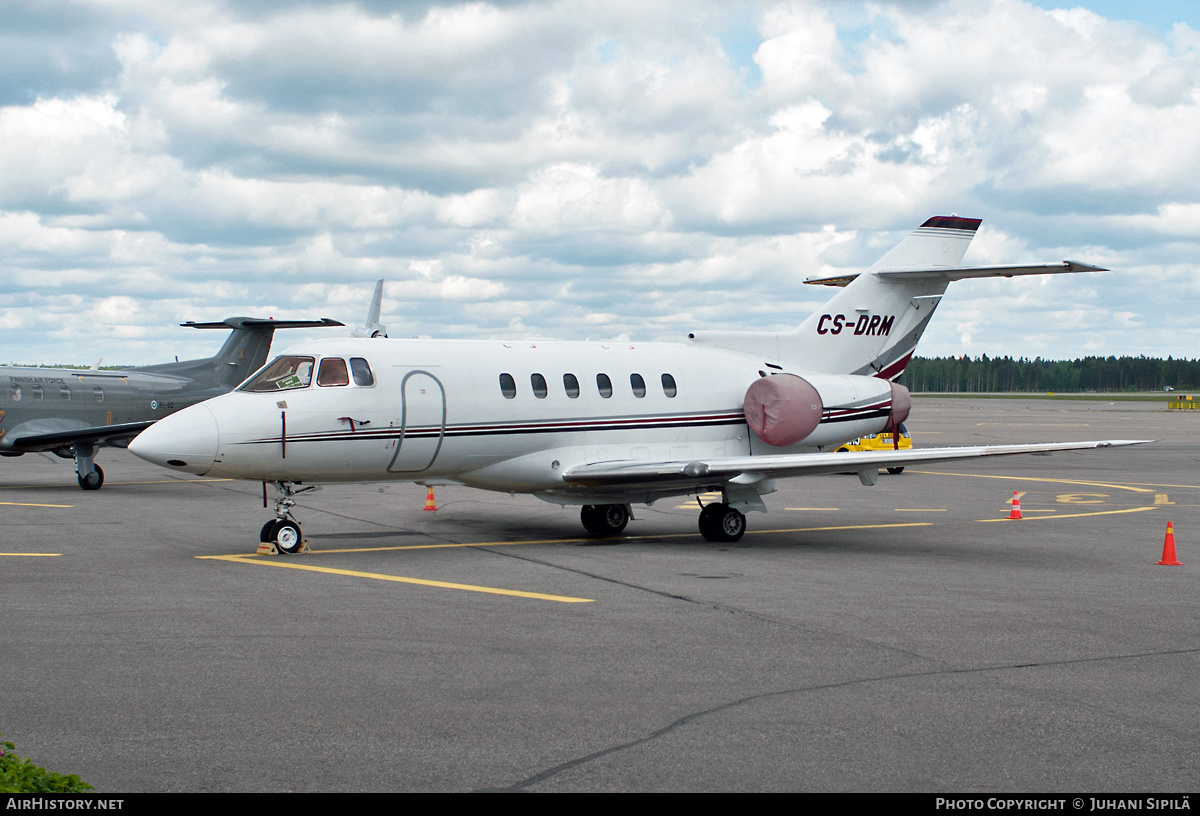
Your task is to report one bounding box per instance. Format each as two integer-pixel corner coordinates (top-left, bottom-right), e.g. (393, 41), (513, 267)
(129, 217), (1145, 550)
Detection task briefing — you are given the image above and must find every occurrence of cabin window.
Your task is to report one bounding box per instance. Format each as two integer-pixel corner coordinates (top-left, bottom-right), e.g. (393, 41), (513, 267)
(630, 373), (646, 398)
(499, 373), (517, 399)
(239, 356), (315, 392)
(317, 358), (350, 387)
(531, 373), (548, 399)
(563, 373), (580, 398)
(661, 374), (677, 397)
(596, 373), (613, 398)
(93, 387), (104, 403)
(59, 385), (71, 402)
(350, 357), (374, 386)
(9, 385), (21, 402)
(30, 384), (43, 401)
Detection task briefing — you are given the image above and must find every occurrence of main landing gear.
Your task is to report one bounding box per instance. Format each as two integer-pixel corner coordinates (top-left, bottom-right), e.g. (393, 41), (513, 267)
(73, 443), (104, 491)
(261, 482), (320, 554)
(580, 504), (630, 537)
(577, 498), (748, 542)
(697, 501), (746, 543)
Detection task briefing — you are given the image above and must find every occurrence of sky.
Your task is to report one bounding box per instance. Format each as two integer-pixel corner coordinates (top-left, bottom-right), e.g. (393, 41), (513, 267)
(4, 0), (1200, 366)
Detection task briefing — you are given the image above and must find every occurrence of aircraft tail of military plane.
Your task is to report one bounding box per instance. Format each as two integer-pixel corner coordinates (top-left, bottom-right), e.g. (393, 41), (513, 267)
(156, 317), (345, 389)
(1, 316), (342, 489)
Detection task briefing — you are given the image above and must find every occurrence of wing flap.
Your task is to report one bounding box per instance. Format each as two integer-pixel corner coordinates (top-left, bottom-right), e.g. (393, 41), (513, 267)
(562, 440), (1148, 487)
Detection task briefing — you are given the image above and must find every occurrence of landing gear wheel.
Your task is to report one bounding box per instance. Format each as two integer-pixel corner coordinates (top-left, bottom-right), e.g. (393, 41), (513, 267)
(78, 465), (104, 491)
(698, 502), (746, 542)
(581, 504), (629, 536)
(260, 519), (280, 543)
(273, 520), (303, 554)
(698, 502), (724, 540)
(887, 466), (904, 475)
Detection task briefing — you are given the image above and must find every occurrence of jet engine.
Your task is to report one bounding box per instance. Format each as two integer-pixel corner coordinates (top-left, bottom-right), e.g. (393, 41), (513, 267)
(743, 374), (823, 446)
(744, 373), (910, 447)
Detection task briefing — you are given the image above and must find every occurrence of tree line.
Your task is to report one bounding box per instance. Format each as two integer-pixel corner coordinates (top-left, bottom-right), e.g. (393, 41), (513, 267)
(897, 355), (1200, 393)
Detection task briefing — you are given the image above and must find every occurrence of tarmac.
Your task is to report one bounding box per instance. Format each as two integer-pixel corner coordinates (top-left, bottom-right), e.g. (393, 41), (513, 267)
(2, 396), (1197, 791)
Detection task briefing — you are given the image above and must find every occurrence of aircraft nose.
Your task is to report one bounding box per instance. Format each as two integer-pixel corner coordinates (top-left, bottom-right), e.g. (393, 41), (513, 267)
(129, 404), (219, 475)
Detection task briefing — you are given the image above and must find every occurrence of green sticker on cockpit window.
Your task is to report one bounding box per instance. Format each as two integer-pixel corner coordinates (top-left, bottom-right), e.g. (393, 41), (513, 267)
(277, 375), (302, 389)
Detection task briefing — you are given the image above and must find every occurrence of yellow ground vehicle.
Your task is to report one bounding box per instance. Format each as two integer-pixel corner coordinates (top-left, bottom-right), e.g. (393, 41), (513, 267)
(835, 423), (912, 474)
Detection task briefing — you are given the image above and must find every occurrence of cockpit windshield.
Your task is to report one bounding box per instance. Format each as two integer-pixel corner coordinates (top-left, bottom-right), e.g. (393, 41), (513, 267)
(239, 356), (315, 392)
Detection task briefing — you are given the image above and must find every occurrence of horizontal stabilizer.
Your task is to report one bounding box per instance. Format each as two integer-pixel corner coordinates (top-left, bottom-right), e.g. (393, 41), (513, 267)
(563, 440), (1148, 489)
(181, 317), (344, 330)
(804, 261), (1106, 288)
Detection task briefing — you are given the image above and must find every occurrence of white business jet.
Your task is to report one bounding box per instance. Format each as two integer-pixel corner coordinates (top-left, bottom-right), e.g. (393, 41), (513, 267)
(129, 217), (1143, 552)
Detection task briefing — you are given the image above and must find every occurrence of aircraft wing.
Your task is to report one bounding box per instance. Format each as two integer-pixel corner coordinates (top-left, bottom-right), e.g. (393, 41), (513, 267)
(562, 440), (1148, 490)
(8, 420), (158, 452)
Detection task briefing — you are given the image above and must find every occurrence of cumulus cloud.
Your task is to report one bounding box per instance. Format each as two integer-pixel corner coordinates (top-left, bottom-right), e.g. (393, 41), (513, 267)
(3, 0), (1200, 365)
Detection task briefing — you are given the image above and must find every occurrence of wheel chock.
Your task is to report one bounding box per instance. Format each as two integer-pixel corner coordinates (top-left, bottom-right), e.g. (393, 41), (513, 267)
(1158, 522), (1183, 565)
(1007, 491), (1023, 520)
(254, 539), (310, 555)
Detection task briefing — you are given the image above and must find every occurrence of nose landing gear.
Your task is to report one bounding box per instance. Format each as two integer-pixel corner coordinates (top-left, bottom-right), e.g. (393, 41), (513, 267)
(260, 481), (319, 554)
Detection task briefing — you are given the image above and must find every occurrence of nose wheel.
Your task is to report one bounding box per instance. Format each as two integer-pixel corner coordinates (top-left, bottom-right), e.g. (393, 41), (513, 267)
(259, 481), (318, 554)
(260, 518), (304, 554)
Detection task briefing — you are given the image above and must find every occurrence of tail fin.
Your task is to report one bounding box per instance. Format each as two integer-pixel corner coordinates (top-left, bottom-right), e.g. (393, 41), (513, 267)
(688, 216), (1104, 379)
(140, 317), (343, 389)
(790, 216), (981, 378)
(351, 280), (389, 338)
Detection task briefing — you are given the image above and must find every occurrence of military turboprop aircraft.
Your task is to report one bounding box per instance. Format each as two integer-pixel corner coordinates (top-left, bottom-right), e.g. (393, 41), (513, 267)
(1, 317), (342, 489)
(129, 217), (1144, 550)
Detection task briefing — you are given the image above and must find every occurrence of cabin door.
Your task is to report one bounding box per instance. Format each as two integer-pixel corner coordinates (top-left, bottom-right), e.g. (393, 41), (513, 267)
(386, 370), (446, 473)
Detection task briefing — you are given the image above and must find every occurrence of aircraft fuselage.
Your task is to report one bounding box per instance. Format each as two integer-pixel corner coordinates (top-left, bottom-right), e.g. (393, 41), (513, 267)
(139, 337), (898, 504)
(0, 367), (221, 453)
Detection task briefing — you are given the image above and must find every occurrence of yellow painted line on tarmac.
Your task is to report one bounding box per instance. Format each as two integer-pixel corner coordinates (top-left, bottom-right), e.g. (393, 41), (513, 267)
(785, 507), (839, 511)
(199, 553), (594, 603)
(110, 478), (235, 486)
(267, 536), (601, 554)
(910, 471), (1155, 493)
(977, 506), (1158, 523)
(0, 478), (232, 490)
(203, 520), (939, 560)
(1155, 494), (1174, 505)
(895, 508), (947, 512)
(0, 501), (73, 508)
(748, 522), (933, 534)
(0, 552), (61, 556)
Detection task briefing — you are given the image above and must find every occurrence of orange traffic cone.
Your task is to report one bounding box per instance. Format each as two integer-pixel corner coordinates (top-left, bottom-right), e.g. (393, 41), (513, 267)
(1157, 522), (1182, 565)
(1007, 491), (1023, 520)
(422, 486), (438, 512)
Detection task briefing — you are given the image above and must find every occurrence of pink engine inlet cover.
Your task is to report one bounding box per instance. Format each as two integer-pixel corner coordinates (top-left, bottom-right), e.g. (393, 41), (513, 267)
(743, 374), (824, 447)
